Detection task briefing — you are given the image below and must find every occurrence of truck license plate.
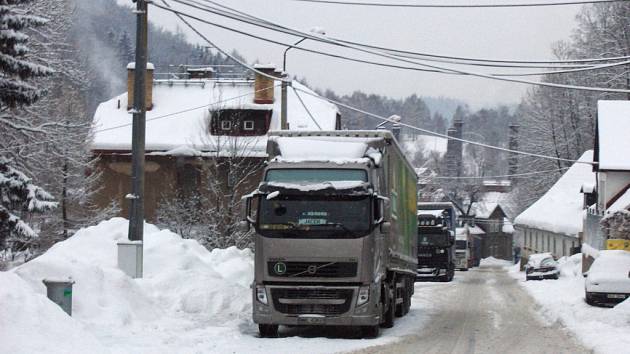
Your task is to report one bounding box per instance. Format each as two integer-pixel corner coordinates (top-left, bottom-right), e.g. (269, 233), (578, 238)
(298, 316), (326, 325)
(607, 294), (626, 299)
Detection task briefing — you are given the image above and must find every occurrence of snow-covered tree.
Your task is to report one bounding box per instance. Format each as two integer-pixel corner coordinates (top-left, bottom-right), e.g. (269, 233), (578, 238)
(0, 157), (57, 249)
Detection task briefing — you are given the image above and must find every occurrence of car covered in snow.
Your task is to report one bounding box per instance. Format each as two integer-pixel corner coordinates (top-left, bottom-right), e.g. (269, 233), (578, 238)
(585, 250), (630, 307)
(525, 253), (559, 281)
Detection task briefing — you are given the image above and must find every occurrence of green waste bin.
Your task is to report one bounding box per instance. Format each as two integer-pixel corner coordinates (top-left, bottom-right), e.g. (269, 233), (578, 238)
(42, 278), (75, 316)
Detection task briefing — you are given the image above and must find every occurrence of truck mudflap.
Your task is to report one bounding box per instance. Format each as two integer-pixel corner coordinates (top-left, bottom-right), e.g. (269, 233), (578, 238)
(253, 284), (380, 326)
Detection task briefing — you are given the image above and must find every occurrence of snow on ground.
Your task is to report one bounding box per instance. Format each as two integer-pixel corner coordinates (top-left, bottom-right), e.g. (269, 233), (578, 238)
(1, 218), (432, 354)
(479, 256), (514, 267)
(509, 254), (630, 354)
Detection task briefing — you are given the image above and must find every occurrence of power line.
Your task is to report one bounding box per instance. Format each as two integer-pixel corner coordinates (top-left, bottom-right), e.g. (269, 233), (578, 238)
(0, 85), (279, 154)
(428, 167), (571, 179)
(292, 86), (323, 130)
(158, 0), (630, 93)
(173, 0), (605, 70)
(292, 86), (596, 165)
(291, 0), (627, 8)
(198, 0), (630, 65)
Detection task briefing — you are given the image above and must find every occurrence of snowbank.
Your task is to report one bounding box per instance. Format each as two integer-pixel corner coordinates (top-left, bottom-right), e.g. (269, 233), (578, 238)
(510, 254), (630, 354)
(0, 272), (108, 354)
(5, 218), (254, 353)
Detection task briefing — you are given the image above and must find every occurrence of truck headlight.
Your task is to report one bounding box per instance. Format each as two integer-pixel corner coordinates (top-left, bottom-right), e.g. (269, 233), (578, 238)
(357, 286), (370, 306)
(256, 285), (268, 305)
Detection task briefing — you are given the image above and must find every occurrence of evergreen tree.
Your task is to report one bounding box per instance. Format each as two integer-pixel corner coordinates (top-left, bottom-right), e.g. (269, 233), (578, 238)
(0, 0), (56, 249)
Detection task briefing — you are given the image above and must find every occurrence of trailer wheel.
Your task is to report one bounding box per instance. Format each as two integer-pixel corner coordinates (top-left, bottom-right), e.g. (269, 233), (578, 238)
(259, 324), (279, 338)
(361, 325), (380, 338)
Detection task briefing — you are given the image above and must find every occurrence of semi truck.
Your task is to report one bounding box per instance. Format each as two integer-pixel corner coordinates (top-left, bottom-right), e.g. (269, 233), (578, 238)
(455, 228), (471, 271)
(240, 130), (418, 338)
(416, 202), (456, 282)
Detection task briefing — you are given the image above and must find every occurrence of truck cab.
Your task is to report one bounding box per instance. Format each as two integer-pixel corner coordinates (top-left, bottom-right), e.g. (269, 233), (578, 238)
(416, 203), (457, 282)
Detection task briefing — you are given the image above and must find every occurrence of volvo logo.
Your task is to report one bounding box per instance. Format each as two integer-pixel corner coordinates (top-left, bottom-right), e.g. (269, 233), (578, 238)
(306, 265), (318, 275)
(273, 262), (287, 275)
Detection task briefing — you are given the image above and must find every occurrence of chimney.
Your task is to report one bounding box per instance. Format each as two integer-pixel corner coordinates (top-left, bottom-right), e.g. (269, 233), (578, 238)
(187, 66), (214, 79)
(253, 63), (276, 104)
(508, 123), (520, 178)
(445, 128), (458, 177)
(127, 62), (154, 111)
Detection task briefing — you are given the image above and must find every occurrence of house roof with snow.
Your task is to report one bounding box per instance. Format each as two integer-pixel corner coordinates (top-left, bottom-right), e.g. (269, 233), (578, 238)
(514, 150), (595, 237)
(595, 100), (630, 171)
(470, 201), (506, 219)
(90, 79), (339, 157)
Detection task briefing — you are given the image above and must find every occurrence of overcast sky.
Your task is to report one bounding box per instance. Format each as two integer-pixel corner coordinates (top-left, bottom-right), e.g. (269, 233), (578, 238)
(120, 0), (584, 108)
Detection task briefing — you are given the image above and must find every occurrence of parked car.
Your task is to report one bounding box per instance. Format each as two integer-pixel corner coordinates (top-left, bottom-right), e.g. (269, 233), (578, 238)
(585, 250), (630, 307)
(525, 253), (559, 281)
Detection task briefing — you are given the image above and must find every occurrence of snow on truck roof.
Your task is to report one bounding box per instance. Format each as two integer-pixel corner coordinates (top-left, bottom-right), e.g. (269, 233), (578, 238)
(514, 150), (595, 237)
(597, 100), (630, 171)
(90, 80), (338, 156)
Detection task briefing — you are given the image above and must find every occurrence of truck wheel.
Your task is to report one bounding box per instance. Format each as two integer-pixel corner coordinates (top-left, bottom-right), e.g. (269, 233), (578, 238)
(382, 284), (395, 328)
(259, 324), (279, 338)
(361, 325), (380, 338)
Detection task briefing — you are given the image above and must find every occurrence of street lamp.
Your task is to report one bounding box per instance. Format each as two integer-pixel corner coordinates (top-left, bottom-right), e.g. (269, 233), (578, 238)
(280, 27), (326, 130)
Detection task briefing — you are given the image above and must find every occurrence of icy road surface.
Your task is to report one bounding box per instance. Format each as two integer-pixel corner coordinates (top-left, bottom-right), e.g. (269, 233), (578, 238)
(350, 265), (590, 354)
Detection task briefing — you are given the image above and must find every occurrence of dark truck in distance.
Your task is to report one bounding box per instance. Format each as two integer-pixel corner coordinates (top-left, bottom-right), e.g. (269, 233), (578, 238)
(416, 203), (456, 282)
(241, 130), (418, 338)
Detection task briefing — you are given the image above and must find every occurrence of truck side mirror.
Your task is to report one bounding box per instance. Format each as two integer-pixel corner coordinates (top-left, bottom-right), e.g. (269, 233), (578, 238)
(375, 195), (389, 225)
(241, 194), (256, 224)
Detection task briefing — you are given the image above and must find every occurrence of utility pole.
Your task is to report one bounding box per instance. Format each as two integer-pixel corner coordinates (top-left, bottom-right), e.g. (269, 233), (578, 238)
(281, 79), (289, 130)
(122, 0), (148, 278)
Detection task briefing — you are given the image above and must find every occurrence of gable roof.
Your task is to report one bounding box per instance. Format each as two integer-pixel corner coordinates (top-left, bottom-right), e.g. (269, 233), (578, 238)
(90, 80), (338, 157)
(514, 150), (595, 237)
(595, 100), (630, 171)
(470, 201), (506, 219)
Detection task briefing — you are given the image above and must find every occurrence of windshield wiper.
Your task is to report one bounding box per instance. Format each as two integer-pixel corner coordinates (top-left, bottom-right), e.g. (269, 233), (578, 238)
(307, 222), (361, 237)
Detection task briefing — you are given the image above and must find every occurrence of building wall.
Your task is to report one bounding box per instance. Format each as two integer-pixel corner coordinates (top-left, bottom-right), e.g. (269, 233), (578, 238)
(92, 154), (264, 222)
(517, 226), (579, 259)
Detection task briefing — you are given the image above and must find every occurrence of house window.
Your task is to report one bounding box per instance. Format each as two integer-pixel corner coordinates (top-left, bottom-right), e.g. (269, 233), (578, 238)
(221, 120), (232, 130)
(210, 109), (272, 136)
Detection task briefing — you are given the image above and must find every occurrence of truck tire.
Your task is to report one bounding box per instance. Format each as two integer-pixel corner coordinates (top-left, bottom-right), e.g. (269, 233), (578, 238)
(361, 325), (380, 338)
(259, 324), (279, 338)
(382, 283), (395, 328)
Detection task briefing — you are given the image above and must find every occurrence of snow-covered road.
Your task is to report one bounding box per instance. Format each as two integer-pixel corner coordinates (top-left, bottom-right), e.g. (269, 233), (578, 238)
(350, 264), (590, 354)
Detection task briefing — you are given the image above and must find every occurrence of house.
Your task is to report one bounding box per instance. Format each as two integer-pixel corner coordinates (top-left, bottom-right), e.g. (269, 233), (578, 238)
(90, 63), (340, 220)
(514, 150), (595, 260)
(467, 201), (513, 260)
(581, 100), (630, 268)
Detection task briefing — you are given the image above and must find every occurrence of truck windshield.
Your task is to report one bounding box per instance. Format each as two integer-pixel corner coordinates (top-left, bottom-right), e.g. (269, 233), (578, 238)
(257, 195), (371, 239)
(418, 232), (450, 247)
(265, 169), (367, 183)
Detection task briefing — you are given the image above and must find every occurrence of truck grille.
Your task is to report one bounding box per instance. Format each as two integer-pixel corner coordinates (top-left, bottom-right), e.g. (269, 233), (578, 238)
(270, 288), (354, 315)
(267, 261), (358, 278)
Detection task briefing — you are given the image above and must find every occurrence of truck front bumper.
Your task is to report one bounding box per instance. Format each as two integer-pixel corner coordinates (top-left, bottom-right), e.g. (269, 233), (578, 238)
(416, 267), (446, 278)
(252, 284), (380, 326)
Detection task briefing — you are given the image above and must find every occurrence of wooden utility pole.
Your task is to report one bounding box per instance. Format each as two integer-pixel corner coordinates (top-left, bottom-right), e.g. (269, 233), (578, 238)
(128, 0), (148, 244)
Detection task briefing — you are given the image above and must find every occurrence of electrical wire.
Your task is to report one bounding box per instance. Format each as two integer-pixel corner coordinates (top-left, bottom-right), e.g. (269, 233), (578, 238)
(292, 86), (596, 165)
(172, 0), (601, 69)
(290, 0), (627, 8)
(0, 85), (279, 154)
(198, 0), (630, 65)
(291, 85), (323, 130)
(156, 1), (630, 93)
(428, 167), (571, 179)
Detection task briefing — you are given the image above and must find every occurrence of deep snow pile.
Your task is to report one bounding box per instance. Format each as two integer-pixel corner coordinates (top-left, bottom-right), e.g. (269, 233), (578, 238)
(479, 256), (514, 267)
(510, 254), (630, 354)
(1, 218), (433, 354)
(4, 218), (254, 354)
